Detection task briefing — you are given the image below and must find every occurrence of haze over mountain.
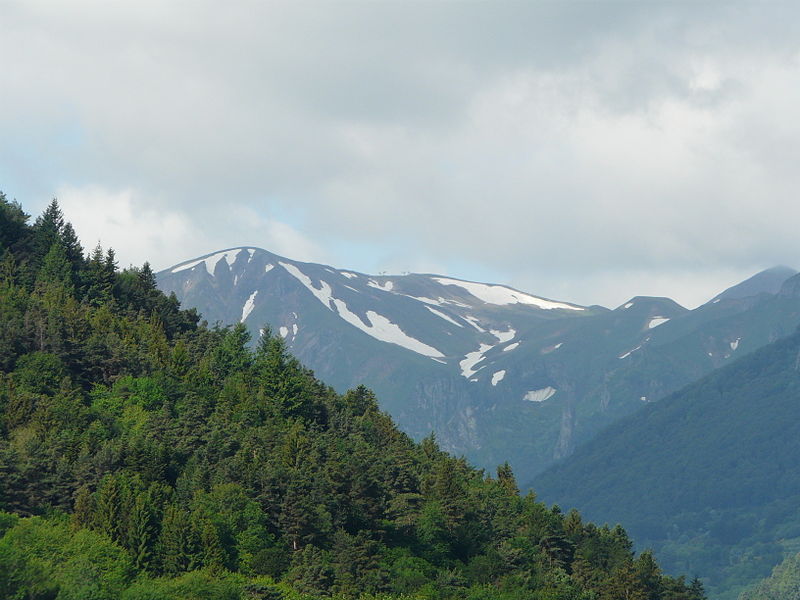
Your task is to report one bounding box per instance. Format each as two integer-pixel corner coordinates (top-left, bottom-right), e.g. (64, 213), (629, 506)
(158, 247), (800, 484)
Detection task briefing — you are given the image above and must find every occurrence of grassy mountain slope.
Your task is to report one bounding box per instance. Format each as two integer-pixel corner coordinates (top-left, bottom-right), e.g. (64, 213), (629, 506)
(533, 326), (800, 600)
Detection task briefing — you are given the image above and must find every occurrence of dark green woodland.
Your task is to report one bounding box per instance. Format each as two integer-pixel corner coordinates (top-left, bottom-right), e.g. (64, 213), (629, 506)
(0, 194), (705, 599)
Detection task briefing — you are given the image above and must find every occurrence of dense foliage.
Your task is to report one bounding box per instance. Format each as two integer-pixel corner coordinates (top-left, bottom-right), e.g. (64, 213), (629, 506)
(533, 324), (800, 600)
(0, 194), (704, 599)
(739, 552), (800, 600)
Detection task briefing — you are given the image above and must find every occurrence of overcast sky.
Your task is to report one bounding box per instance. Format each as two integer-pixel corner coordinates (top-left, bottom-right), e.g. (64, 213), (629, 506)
(2, 1), (799, 308)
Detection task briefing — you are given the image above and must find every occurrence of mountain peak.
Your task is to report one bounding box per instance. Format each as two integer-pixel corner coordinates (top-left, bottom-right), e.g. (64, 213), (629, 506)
(711, 265), (797, 303)
(615, 296), (687, 314)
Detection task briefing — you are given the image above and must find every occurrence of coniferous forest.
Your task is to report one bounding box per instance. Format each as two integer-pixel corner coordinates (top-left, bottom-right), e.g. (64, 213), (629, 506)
(0, 194), (706, 599)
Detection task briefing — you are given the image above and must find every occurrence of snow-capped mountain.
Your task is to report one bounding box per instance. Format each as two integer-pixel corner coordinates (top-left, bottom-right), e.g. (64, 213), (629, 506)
(158, 248), (800, 483)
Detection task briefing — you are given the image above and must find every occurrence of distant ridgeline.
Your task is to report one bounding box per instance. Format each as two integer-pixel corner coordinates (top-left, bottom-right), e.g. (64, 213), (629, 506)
(158, 240), (800, 492)
(0, 194), (706, 598)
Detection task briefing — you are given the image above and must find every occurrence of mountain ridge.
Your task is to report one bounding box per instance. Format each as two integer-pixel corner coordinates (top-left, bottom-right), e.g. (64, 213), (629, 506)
(158, 247), (800, 484)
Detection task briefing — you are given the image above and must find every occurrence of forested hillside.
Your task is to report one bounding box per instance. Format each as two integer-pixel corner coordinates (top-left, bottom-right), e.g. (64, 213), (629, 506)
(534, 324), (800, 600)
(0, 194), (705, 599)
(739, 552), (800, 599)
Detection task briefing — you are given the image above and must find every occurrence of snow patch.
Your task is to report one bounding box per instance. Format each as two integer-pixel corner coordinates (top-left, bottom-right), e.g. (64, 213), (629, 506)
(279, 326), (289, 338)
(292, 323), (298, 336)
(624, 302), (634, 309)
(462, 315), (486, 333)
(425, 306), (463, 327)
(491, 370), (506, 386)
(341, 272), (358, 279)
(280, 262), (335, 308)
(432, 277), (583, 310)
(406, 295), (470, 308)
(490, 328), (516, 343)
(619, 345), (642, 359)
(459, 328), (516, 380)
(460, 344), (493, 378)
(554, 342), (563, 350)
(171, 249), (244, 275)
(407, 295), (443, 305)
(362, 311), (445, 358)
(503, 342), (520, 352)
(240, 291), (258, 322)
(648, 317), (670, 329)
(730, 338), (740, 351)
(280, 262), (443, 358)
(205, 249), (243, 275)
(265, 264), (274, 274)
(524, 387), (557, 402)
(368, 279), (394, 292)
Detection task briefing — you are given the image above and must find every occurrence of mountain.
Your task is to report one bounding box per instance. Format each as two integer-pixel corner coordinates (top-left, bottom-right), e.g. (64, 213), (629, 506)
(532, 323), (800, 600)
(158, 248), (800, 484)
(711, 265), (797, 302)
(0, 196), (704, 600)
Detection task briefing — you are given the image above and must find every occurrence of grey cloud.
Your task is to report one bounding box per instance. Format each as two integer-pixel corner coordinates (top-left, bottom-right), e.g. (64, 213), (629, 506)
(2, 1), (800, 308)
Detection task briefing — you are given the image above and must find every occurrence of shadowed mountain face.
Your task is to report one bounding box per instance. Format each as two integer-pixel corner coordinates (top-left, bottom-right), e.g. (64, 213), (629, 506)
(532, 326), (800, 600)
(158, 248), (800, 483)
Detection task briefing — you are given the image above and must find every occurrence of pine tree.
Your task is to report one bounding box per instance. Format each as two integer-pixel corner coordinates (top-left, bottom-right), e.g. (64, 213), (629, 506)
(72, 484), (95, 529)
(84, 243), (115, 305)
(160, 503), (197, 574)
(635, 550), (664, 600)
(0, 194), (31, 256)
(496, 462), (519, 496)
(32, 199), (65, 267)
(36, 243), (74, 291)
(128, 492), (157, 571)
(94, 474), (126, 544)
(60, 222), (84, 267)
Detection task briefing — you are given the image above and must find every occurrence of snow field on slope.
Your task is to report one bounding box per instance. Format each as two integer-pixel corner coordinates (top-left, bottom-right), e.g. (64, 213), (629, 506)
(432, 277), (583, 310)
(368, 280), (394, 292)
(460, 344), (493, 378)
(241, 291), (258, 322)
(524, 387), (557, 402)
(459, 327), (516, 379)
(279, 262), (444, 358)
(171, 248), (248, 276)
(648, 317), (670, 329)
(425, 306), (463, 327)
(491, 370), (506, 386)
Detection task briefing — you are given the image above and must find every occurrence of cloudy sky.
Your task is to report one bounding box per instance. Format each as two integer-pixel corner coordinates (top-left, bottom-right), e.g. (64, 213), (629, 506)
(2, 1), (799, 308)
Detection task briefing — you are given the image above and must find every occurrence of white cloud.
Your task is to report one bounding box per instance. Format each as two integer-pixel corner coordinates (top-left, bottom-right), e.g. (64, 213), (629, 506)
(3, 2), (800, 307)
(57, 185), (197, 269)
(56, 184), (325, 271)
